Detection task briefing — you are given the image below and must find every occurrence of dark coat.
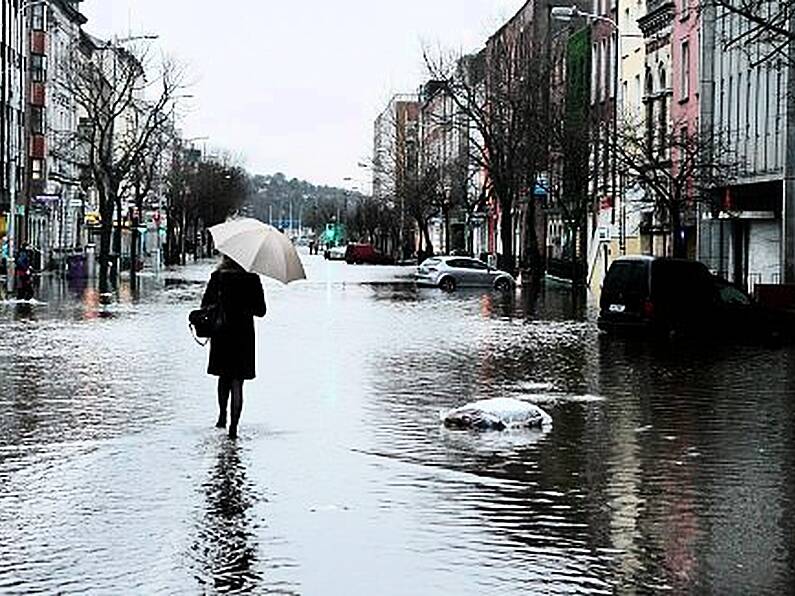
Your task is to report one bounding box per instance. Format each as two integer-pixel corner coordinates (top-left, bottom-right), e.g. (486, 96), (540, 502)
(201, 267), (266, 380)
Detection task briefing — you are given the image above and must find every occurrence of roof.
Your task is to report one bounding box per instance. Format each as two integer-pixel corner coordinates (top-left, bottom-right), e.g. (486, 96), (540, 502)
(487, 0), (533, 45)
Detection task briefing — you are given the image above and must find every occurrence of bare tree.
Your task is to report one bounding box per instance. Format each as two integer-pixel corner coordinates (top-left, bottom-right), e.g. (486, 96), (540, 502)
(61, 37), (184, 292)
(123, 122), (172, 289)
(424, 35), (550, 276)
(709, 0), (795, 67)
(547, 97), (596, 285)
(615, 120), (737, 258)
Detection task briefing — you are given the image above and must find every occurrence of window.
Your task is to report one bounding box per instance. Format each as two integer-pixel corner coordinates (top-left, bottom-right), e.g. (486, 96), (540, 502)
(31, 158), (43, 180)
(31, 4), (46, 31)
(680, 0), (690, 19)
(609, 37), (615, 98)
(592, 43), (598, 104)
(634, 74), (641, 108)
(30, 106), (44, 134)
(601, 39), (608, 101)
(658, 67), (667, 154)
(31, 54), (46, 82)
(680, 41), (690, 100)
(466, 260), (488, 270)
(718, 283), (751, 306)
(645, 69), (654, 154)
(736, 73), (742, 145)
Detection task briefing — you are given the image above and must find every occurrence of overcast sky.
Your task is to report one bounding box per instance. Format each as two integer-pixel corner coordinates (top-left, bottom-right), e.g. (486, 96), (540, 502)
(82, 1), (525, 189)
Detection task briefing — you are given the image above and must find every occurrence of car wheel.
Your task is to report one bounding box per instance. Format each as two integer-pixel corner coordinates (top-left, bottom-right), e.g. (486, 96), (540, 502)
(494, 278), (511, 293)
(439, 276), (457, 293)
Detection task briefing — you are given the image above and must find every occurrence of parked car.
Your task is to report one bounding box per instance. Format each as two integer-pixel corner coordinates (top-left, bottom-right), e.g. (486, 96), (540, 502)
(324, 245), (347, 261)
(416, 256), (515, 292)
(344, 243), (394, 265)
(598, 256), (791, 342)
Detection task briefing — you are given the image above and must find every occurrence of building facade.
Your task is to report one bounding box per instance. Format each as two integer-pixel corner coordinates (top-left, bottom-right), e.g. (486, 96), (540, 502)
(698, 2), (789, 292)
(372, 93), (420, 258)
(24, 0), (86, 270)
(0, 0), (26, 273)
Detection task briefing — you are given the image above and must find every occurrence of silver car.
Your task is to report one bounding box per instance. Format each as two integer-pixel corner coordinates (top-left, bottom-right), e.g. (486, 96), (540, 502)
(415, 256), (515, 292)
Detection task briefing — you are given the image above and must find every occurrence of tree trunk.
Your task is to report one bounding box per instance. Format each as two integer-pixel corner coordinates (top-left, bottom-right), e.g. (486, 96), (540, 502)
(499, 196), (514, 274)
(179, 209), (187, 266)
(130, 192), (142, 289)
(97, 187), (116, 294)
(415, 217), (424, 257)
(671, 205), (686, 258)
(524, 200), (542, 277)
(98, 212), (112, 294)
(442, 204), (450, 254)
(111, 195), (122, 282)
(422, 219), (434, 260)
(578, 216), (588, 287)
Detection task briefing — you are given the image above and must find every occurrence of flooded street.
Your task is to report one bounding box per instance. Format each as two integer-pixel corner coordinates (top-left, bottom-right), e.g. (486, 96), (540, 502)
(1, 255), (794, 595)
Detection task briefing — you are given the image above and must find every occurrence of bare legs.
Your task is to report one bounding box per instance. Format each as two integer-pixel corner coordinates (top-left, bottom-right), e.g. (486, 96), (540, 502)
(216, 377), (244, 439)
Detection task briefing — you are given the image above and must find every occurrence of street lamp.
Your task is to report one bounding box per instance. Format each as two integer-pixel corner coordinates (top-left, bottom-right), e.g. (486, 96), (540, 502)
(552, 5), (622, 253)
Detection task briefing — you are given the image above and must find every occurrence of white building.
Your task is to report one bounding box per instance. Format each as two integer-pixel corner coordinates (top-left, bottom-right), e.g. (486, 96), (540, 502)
(699, 3), (790, 292)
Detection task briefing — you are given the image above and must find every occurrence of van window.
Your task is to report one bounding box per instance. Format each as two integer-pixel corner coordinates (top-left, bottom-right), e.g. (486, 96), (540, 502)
(604, 261), (648, 295)
(652, 260), (713, 308)
(718, 282), (751, 306)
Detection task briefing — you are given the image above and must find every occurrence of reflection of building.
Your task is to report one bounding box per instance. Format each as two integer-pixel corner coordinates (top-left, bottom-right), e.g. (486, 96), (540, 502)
(25, 0), (87, 270)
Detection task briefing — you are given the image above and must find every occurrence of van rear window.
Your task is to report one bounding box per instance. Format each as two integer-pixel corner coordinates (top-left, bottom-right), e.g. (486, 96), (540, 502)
(604, 262), (648, 295)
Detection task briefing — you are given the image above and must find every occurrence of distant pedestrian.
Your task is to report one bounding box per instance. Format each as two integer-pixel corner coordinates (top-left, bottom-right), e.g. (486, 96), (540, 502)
(201, 255), (266, 439)
(15, 244), (33, 300)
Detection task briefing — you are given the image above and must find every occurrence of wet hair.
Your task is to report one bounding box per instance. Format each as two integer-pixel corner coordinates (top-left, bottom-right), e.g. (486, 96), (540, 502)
(218, 255), (245, 272)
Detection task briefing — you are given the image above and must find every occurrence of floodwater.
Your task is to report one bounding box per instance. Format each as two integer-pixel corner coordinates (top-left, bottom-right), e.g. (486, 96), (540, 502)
(0, 254), (793, 595)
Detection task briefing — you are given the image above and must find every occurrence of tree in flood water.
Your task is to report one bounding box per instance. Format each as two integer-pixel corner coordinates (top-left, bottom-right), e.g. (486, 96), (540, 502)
(615, 121), (737, 258)
(424, 34), (551, 276)
(61, 36), (184, 292)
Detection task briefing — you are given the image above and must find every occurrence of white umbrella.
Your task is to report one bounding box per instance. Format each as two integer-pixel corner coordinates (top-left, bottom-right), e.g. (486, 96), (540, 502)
(208, 218), (306, 284)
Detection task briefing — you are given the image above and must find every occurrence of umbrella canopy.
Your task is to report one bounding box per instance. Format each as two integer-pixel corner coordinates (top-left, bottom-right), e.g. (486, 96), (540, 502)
(209, 218), (306, 284)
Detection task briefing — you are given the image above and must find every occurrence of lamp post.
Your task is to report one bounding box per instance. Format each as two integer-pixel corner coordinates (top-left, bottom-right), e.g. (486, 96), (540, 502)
(551, 5), (622, 253)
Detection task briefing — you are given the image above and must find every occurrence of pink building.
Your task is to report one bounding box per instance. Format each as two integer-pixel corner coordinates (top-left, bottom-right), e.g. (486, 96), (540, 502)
(671, 1), (700, 143)
(670, 0), (700, 257)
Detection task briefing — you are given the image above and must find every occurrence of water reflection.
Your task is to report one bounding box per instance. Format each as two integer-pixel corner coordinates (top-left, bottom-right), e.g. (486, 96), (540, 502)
(1, 261), (794, 594)
(192, 440), (263, 594)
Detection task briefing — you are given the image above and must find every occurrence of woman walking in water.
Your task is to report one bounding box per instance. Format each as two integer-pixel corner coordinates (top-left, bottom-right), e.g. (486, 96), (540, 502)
(201, 255), (266, 439)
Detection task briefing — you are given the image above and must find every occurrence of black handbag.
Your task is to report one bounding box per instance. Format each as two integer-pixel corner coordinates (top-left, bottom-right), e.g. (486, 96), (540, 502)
(189, 282), (225, 345)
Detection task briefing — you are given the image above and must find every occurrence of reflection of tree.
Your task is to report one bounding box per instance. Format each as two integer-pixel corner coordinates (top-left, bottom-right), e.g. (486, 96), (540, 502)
(193, 443), (262, 594)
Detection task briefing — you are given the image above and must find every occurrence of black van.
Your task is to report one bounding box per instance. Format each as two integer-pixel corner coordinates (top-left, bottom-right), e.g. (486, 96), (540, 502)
(598, 256), (787, 341)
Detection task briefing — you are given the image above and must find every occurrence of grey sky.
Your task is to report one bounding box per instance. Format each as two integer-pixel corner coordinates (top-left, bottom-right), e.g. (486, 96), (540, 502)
(82, 1), (525, 190)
